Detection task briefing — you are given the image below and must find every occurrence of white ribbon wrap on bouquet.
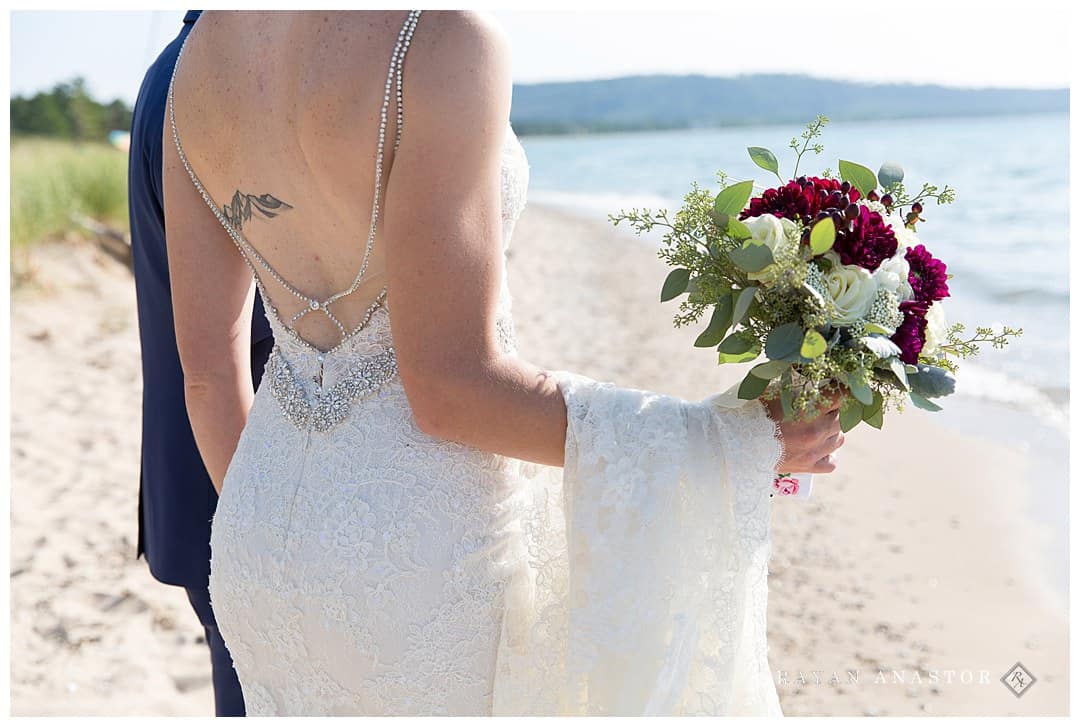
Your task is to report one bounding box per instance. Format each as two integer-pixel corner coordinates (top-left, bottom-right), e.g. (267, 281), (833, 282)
(491, 370), (785, 716)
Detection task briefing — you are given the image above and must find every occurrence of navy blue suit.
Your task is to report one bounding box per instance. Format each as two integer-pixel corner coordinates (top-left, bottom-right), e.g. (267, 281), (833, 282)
(128, 9), (273, 716)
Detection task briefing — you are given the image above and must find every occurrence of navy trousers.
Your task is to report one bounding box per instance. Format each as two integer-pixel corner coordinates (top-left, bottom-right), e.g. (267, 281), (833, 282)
(184, 586), (246, 716)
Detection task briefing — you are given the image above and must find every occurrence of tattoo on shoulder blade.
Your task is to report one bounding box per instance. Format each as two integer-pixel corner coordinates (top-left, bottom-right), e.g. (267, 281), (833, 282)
(222, 190), (294, 230)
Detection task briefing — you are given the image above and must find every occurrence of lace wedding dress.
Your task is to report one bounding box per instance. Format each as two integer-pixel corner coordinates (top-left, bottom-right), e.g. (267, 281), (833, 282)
(168, 10), (784, 717)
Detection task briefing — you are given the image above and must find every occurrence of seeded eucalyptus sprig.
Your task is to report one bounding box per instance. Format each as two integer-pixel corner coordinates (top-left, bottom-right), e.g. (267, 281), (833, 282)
(789, 114), (829, 178)
(937, 323), (1024, 362)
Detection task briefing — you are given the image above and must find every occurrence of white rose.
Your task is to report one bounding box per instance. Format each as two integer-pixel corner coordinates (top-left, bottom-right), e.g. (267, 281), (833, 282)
(742, 214), (788, 252)
(742, 214), (800, 285)
(922, 301), (948, 356)
(823, 251), (879, 326)
(873, 250), (914, 302)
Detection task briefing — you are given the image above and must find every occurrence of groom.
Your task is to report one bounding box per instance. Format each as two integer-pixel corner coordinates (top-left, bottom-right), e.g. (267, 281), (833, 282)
(128, 10), (273, 716)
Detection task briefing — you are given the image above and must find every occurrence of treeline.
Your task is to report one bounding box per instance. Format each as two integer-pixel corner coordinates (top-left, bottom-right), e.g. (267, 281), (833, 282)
(509, 73), (1069, 135)
(11, 77), (132, 142)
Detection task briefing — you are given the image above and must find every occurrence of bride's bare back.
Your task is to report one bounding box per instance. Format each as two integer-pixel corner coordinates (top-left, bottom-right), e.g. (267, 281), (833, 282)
(169, 10), (410, 350)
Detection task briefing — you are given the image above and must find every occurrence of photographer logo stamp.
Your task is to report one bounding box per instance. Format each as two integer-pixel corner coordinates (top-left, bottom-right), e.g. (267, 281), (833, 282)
(1000, 661), (1036, 698)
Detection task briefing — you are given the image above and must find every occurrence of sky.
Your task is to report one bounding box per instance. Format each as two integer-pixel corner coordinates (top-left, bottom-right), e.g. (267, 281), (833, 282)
(8, 2), (1072, 106)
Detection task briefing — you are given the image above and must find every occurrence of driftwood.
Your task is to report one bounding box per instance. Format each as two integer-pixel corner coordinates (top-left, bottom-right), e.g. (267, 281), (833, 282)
(70, 212), (132, 271)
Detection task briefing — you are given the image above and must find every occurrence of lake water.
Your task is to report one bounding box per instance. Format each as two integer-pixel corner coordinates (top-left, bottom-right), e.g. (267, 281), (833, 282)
(518, 112), (1071, 603)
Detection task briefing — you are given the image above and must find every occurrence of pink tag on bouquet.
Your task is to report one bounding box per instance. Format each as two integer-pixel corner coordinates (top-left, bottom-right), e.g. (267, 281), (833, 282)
(771, 473), (813, 500)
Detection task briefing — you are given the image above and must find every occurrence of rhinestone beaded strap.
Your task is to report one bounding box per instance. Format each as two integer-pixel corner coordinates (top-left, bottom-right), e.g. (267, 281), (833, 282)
(166, 10), (422, 349)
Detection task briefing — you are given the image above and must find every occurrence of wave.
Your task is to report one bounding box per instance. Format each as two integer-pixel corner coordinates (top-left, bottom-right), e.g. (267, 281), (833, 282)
(950, 361), (1069, 434)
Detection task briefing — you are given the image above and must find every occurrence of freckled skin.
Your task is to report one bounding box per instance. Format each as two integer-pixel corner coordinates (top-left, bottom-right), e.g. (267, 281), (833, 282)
(168, 11), (401, 351)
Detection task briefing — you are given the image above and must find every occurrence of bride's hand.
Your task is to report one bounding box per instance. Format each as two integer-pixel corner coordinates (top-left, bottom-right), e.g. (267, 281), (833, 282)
(764, 390), (845, 474)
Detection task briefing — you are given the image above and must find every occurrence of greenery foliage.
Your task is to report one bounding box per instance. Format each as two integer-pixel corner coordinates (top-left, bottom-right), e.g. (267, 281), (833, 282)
(11, 77), (132, 142)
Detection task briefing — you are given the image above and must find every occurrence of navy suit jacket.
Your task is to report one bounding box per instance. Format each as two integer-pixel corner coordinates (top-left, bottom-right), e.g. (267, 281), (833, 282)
(129, 9), (274, 588)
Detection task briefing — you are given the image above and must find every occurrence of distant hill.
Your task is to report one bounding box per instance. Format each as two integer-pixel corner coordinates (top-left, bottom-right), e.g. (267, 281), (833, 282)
(508, 73), (1068, 135)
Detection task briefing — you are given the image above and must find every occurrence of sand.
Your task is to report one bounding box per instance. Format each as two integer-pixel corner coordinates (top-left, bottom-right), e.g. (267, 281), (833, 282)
(9, 204), (1069, 716)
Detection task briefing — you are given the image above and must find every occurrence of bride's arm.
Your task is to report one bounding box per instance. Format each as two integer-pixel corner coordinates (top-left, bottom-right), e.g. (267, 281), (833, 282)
(384, 12), (843, 473)
(162, 119), (257, 494)
(383, 12), (568, 466)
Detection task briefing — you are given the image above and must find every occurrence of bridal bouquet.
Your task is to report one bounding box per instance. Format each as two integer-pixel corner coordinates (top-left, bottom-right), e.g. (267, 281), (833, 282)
(611, 117), (1020, 493)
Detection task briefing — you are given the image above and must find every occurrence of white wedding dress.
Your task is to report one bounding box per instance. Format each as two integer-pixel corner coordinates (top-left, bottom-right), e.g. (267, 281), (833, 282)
(168, 10), (784, 717)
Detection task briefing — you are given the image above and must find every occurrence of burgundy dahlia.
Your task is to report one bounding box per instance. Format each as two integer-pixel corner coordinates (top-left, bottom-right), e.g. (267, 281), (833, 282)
(831, 205), (899, 272)
(740, 176), (860, 223)
(905, 243), (950, 303)
(891, 300), (929, 365)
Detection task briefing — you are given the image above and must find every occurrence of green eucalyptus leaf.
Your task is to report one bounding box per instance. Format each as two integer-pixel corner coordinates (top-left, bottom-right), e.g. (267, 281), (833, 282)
(728, 242), (774, 273)
(909, 391), (943, 412)
(765, 322), (805, 361)
(727, 217), (753, 240)
(800, 329), (827, 359)
(732, 286), (758, 325)
(848, 374), (874, 406)
(717, 331), (761, 364)
(840, 398), (864, 432)
(838, 159), (878, 196)
(908, 364), (957, 398)
(860, 335), (902, 360)
(737, 370), (770, 400)
(747, 146), (780, 175)
(661, 268), (690, 302)
(694, 295), (734, 347)
(877, 161), (905, 189)
(886, 357), (910, 390)
(864, 322), (893, 336)
(863, 405), (884, 429)
(713, 180), (755, 217)
(809, 217), (836, 255)
(862, 390), (884, 421)
(750, 359), (791, 380)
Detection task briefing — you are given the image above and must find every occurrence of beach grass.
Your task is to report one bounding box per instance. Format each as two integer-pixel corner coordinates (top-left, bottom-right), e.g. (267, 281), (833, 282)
(10, 137), (129, 249)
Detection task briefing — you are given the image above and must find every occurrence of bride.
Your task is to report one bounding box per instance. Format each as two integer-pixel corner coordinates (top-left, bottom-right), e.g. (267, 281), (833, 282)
(162, 9), (843, 717)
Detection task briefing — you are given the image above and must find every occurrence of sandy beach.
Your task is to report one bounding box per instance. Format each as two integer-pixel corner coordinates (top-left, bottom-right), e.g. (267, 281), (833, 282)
(9, 203), (1069, 716)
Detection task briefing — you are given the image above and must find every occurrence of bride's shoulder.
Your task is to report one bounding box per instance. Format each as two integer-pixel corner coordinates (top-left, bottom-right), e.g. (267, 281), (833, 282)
(417, 10), (511, 51)
(402, 11), (513, 122)
(408, 11), (512, 88)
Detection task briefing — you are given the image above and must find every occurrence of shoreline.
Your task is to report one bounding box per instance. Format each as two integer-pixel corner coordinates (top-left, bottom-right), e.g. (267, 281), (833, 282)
(513, 109), (1069, 139)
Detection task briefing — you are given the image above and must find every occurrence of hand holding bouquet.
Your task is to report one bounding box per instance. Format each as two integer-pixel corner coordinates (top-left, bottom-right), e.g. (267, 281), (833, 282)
(611, 116), (1021, 496)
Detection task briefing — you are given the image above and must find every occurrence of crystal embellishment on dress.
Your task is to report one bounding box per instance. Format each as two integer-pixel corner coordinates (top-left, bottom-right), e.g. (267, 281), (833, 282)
(266, 344), (399, 432)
